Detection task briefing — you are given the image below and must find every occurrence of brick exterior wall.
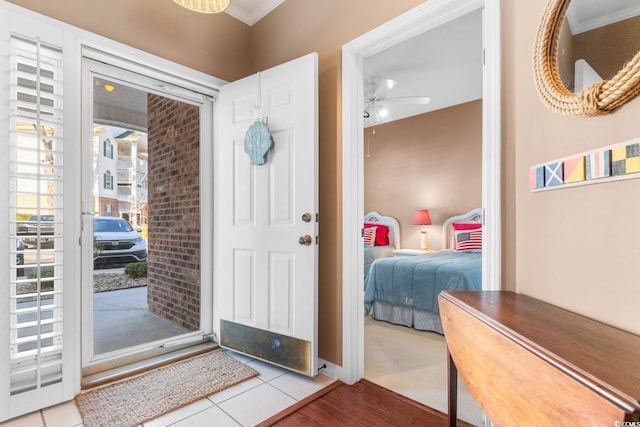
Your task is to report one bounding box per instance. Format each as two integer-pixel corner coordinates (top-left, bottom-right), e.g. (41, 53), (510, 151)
(99, 197), (119, 217)
(146, 93), (201, 330)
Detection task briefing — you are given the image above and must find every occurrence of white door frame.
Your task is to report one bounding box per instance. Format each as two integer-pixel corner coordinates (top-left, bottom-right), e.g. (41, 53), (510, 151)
(340, 0), (501, 384)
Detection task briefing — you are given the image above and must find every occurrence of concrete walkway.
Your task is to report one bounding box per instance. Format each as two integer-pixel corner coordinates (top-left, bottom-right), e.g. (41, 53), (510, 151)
(93, 286), (191, 354)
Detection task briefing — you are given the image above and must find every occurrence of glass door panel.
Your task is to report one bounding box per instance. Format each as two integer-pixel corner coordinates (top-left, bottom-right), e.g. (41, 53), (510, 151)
(82, 62), (207, 373)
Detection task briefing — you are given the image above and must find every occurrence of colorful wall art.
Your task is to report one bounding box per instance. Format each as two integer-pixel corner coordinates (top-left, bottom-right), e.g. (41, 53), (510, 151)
(530, 139), (640, 192)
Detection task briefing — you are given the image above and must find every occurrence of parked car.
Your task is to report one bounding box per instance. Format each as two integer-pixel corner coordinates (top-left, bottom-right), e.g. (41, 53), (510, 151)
(16, 238), (24, 277)
(18, 214), (55, 248)
(93, 216), (147, 267)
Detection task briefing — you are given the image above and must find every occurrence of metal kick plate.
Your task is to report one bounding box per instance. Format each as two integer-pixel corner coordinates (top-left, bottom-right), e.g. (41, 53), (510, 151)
(220, 320), (312, 376)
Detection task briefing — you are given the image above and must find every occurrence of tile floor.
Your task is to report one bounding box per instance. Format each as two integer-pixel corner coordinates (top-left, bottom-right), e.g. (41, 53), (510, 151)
(0, 350), (334, 427)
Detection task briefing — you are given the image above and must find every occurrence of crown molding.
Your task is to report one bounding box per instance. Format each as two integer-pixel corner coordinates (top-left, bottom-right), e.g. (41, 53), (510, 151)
(225, 0), (285, 26)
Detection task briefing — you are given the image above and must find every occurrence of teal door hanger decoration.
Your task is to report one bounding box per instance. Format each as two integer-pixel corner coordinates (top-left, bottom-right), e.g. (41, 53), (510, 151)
(244, 119), (273, 165)
(244, 71), (273, 165)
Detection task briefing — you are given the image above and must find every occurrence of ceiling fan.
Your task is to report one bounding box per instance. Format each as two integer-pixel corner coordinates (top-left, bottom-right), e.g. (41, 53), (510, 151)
(363, 77), (430, 123)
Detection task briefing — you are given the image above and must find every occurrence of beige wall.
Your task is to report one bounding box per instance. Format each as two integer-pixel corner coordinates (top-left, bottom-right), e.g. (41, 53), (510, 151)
(7, 0), (253, 81)
(9, 0), (639, 369)
(364, 101), (482, 251)
(512, 1), (640, 335)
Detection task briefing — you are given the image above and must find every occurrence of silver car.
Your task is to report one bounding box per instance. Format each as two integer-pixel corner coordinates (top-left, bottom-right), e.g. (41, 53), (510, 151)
(93, 217), (147, 267)
(19, 214), (55, 248)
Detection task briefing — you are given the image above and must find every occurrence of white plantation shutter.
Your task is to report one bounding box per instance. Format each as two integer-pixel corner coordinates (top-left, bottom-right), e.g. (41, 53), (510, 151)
(4, 34), (69, 419)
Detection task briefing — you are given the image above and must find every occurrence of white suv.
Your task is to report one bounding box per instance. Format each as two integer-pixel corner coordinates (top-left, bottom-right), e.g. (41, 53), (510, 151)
(93, 217), (147, 267)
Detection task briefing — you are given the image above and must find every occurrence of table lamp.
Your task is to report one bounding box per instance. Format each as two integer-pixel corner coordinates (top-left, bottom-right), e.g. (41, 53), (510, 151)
(413, 209), (432, 250)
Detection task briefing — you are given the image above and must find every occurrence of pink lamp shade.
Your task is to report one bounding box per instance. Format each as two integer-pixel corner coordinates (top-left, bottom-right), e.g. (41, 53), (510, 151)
(413, 209), (432, 226)
(413, 209), (432, 250)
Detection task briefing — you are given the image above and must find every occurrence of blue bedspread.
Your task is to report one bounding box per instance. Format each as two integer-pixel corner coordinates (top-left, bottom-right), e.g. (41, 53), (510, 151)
(364, 251), (482, 314)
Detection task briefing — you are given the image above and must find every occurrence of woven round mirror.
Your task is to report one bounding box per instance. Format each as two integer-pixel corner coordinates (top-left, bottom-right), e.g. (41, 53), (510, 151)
(533, 0), (640, 117)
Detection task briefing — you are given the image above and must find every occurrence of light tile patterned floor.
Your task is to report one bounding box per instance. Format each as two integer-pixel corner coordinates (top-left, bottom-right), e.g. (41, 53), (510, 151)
(0, 351), (334, 427)
(1, 323), (483, 427)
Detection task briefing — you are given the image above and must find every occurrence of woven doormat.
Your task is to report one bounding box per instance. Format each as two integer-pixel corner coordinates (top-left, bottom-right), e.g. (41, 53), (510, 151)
(76, 349), (258, 427)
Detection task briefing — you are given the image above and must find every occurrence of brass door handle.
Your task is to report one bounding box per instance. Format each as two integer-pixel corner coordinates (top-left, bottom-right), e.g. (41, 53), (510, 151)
(298, 235), (312, 246)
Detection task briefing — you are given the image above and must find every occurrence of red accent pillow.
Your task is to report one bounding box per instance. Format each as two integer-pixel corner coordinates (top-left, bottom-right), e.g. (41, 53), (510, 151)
(452, 222), (482, 230)
(364, 223), (390, 246)
(452, 223), (481, 249)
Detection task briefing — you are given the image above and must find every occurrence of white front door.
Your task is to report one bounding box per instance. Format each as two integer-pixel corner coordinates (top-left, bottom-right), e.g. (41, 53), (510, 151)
(216, 53), (318, 376)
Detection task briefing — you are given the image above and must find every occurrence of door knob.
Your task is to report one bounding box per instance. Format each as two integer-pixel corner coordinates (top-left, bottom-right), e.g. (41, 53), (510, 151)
(301, 212), (312, 223)
(298, 235), (312, 246)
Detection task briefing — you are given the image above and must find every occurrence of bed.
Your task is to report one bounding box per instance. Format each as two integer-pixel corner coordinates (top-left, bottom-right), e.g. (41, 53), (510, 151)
(363, 211), (400, 280)
(364, 208), (482, 334)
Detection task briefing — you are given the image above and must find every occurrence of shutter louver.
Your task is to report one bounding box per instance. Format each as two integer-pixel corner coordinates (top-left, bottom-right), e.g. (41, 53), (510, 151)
(8, 36), (64, 396)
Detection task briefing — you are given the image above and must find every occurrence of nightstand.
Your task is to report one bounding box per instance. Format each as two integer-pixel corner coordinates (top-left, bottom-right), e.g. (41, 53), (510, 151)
(392, 249), (436, 256)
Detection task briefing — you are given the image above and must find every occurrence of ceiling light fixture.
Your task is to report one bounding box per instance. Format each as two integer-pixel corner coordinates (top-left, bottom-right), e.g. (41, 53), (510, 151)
(173, 0), (230, 13)
(103, 84), (114, 92)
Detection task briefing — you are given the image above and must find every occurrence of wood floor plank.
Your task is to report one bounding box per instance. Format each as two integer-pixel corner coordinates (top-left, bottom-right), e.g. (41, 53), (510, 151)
(258, 379), (475, 427)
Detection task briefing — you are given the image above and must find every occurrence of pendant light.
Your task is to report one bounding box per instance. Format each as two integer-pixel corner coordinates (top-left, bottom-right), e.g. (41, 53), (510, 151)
(173, 0), (230, 14)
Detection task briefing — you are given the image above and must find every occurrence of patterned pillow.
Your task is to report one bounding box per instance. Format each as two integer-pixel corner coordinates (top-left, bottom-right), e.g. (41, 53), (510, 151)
(363, 226), (377, 246)
(452, 222), (482, 250)
(455, 227), (482, 251)
(364, 222), (390, 246)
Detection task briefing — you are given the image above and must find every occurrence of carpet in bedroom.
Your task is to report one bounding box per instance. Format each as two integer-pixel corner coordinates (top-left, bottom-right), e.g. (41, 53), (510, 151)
(364, 315), (483, 426)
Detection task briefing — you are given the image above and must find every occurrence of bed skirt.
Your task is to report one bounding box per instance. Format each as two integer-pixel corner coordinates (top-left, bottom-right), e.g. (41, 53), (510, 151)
(371, 301), (443, 334)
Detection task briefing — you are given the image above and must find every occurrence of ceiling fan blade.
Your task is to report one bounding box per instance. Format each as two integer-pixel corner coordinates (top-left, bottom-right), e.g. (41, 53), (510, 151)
(372, 78), (398, 98)
(384, 96), (431, 105)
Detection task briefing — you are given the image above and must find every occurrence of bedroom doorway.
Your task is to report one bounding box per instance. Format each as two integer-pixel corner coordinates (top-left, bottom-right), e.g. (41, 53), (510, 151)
(341, 0), (501, 422)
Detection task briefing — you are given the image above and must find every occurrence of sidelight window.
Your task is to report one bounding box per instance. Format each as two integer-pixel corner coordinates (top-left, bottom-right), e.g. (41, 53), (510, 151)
(8, 35), (65, 395)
